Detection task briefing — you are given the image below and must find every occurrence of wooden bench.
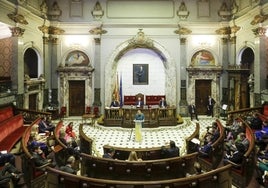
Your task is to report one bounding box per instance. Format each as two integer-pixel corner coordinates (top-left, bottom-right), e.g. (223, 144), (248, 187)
(224, 117), (255, 188)
(0, 106), (14, 123)
(198, 119), (225, 171)
(0, 113), (28, 152)
(103, 145), (164, 160)
(46, 163), (232, 188)
(80, 152), (199, 181)
(186, 122), (200, 154)
(21, 118), (51, 188)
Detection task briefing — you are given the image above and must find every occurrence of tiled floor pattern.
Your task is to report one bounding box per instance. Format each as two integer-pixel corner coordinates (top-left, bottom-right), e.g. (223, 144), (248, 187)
(56, 116), (263, 188)
(60, 116), (223, 157)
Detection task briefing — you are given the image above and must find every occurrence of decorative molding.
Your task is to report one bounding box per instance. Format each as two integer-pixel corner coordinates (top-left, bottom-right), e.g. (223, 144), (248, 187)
(94, 38), (101, 45)
(89, 26), (107, 35)
(91, 1), (104, 20)
(180, 37), (187, 45)
(186, 67), (223, 78)
(9, 27), (25, 37)
(252, 26), (266, 37)
(218, 2), (232, 20)
(48, 1), (62, 20)
(215, 27), (231, 35)
(250, 14), (268, 25)
(174, 25), (192, 35)
(7, 13), (28, 25)
(128, 29), (154, 48)
(177, 1), (189, 20)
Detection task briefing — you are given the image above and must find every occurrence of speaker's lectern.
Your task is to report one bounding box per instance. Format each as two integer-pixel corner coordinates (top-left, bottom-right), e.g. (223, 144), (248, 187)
(134, 120), (143, 142)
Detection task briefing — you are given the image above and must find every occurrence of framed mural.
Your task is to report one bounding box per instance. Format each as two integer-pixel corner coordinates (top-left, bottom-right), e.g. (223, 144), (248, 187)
(191, 50), (215, 66)
(65, 50), (89, 66)
(133, 64), (148, 85)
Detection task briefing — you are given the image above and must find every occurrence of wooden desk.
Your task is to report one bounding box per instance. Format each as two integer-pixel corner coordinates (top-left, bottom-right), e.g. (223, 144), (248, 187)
(82, 114), (95, 126)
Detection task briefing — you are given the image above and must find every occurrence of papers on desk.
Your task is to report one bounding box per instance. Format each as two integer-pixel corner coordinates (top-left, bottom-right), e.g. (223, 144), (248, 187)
(0, 150), (7, 154)
(191, 138), (200, 145)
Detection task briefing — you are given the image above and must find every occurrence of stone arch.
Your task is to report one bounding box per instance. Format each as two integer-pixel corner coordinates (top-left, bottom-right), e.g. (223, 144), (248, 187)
(104, 30), (176, 106)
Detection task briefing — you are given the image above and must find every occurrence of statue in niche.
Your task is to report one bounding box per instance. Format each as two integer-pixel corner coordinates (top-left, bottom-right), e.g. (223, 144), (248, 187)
(248, 74), (254, 92)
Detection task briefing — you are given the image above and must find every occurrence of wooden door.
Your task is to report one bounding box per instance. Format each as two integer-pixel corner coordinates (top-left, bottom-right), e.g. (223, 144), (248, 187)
(29, 93), (37, 111)
(195, 80), (211, 115)
(69, 80), (85, 116)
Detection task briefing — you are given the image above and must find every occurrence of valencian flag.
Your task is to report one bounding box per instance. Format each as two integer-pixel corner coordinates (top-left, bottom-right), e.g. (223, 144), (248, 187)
(119, 73), (123, 106)
(112, 73), (120, 102)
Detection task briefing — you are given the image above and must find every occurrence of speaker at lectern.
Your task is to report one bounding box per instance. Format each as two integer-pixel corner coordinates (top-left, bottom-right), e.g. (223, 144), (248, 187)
(134, 120), (144, 142)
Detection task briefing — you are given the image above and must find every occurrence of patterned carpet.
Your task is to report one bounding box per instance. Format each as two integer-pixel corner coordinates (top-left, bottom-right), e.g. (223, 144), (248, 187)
(59, 116), (226, 157)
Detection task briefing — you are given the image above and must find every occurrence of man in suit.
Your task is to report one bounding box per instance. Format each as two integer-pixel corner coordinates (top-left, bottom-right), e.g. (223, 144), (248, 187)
(188, 103), (199, 121)
(159, 97), (167, 108)
(136, 97), (144, 108)
(110, 99), (120, 108)
(59, 156), (77, 174)
(207, 95), (216, 117)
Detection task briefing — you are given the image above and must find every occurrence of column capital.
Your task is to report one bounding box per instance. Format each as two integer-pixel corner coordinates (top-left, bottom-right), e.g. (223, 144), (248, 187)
(252, 26), (267, 37)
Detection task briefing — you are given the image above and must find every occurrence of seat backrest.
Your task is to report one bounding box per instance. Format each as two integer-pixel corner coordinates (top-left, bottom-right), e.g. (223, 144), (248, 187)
(135, 93), (144, 103)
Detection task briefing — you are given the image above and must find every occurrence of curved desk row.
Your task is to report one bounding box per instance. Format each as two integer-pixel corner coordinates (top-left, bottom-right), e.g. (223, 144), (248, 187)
(104, 106), (177, 128)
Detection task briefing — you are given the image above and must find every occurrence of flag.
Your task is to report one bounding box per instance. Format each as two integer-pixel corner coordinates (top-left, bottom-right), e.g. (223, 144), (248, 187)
(119, 73), (123, 106)
(112, 73), (119, 102)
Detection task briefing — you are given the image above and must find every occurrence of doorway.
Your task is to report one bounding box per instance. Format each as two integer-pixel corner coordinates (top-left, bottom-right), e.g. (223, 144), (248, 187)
(29, 93), (37, 111)
(69, 80), (85, 116)
(195, 80), (211, 115)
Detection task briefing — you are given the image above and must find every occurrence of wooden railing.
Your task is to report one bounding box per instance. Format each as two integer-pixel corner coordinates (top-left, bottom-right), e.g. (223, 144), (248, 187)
(224, 117), (255, 188)
(46, 164), (232, 188)
(80, 152), (199, 181)
(186, 123), (200, 154)
(14, 107), (51, 124)
(198, 119), (225, 171)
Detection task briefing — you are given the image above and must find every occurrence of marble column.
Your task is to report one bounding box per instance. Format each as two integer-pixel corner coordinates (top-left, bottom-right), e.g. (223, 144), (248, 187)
(93, 38), (102, 107)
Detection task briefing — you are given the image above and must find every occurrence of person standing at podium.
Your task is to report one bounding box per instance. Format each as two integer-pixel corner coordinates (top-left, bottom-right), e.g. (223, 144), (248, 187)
(135, 110), (145, 127)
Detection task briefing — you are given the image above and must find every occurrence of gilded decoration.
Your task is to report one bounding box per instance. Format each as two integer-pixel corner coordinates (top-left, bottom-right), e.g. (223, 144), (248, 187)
(128, 29), (153, 48)
(174, 25), (192, 35)
(250, 14), (268, 25)
(215, 27), (231, 35)
(7, 13), (28, 25)
(252, 27), (266, 37)
(89, 26), (107, 35)
(9, 27), (25, 37)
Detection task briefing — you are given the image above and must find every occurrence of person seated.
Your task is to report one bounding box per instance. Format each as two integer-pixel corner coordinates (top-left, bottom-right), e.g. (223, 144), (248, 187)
(31, 145), (55, 167)
(256, 121), (268, 140)
(159, 97), (167, 108)
(0, 152), (15, 167)
(225, 118), (245, 140)
(110, 99), (120, 108)
(198, 135), (213, 157)
(0, 162), (23, 187)
(161, 140), (180, 158)
(59, 156), (77, 175)
(127, 151), (142, 161)
(135, 97), (144, 108)
(28, 132), (49, 157)
(223, 142), (245, 166)
(65, 122), (76, 140)
(102, 148), (115, 159)
(185, 162), (204, 177)
(38, 116), (55, 135)
(258, 144), (268, 160)
(225, 132), (249, 155)
(248, 113), (263, 130)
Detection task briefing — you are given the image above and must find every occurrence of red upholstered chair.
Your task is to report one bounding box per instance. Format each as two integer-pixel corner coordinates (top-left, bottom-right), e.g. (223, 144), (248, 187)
(263, 104), (268, 117)
(93, 106), (99, 117)
(59, 106), (66, 119)
(86, 106), (91, 114)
